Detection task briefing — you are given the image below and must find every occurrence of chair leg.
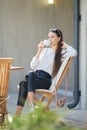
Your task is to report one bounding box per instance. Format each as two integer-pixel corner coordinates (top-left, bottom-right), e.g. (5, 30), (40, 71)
(34, 94), (54, 111)
(34, 95), (39, 102)
(34, 95), (46, 105)
(40, 95), (45, 101)
(44, 95), (54, 110)
(0, 114), (4, 125)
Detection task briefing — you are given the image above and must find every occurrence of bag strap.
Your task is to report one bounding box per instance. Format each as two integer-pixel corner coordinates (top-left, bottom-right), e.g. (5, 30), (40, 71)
(65, 69), (69, 97)
(54, 69), (69, 106)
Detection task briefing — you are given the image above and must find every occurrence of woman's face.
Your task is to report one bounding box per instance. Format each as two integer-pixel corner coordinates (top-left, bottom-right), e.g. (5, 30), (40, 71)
(48, 32), (60, 47)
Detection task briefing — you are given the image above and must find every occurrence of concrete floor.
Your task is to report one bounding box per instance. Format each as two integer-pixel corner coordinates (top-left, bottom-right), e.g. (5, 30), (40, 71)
(6, 92), (87, 129)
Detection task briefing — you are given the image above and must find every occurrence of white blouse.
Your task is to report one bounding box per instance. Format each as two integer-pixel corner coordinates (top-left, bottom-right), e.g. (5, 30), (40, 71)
(30, 45), (77, 76)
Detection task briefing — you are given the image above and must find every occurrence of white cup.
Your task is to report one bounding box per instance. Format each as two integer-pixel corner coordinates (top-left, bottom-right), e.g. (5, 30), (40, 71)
(44, 39), (51, 47)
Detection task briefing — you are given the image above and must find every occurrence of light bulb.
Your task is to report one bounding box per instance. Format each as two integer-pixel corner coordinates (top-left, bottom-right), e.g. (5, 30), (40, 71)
(48, 0), (54, 4)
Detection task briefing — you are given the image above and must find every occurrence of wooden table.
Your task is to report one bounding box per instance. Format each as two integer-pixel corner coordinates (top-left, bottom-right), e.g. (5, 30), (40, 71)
(0, 58), (24, 124)
(10, 66), (24, 70)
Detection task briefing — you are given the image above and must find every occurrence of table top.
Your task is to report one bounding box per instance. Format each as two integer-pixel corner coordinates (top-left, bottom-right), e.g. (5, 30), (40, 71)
(10, 66), (24, 70)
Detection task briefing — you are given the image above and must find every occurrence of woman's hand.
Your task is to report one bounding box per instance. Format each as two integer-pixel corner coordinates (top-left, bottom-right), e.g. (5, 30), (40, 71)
(37, 41), (45, 51)
(61, 42), (68, 49)
(35, 41), (45, 58)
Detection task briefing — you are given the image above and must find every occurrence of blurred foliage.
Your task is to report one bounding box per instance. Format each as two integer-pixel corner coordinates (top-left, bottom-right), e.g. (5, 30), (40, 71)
(0, 103), (82, 130)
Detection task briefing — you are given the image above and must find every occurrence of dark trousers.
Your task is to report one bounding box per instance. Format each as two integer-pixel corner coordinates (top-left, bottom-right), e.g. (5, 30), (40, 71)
(17, 70), (51, 106)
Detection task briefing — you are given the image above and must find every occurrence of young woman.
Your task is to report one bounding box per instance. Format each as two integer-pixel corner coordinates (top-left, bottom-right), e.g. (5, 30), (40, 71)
(15, 28), (77, 115)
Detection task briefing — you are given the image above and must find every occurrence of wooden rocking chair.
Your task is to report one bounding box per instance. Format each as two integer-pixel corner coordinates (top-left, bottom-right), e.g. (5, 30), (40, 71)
(34, 56), (74, 110)
(0, 58), (13, 124)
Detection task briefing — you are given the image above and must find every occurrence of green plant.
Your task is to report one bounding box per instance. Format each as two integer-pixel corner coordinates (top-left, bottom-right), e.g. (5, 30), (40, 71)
(5, 103), (82, 130)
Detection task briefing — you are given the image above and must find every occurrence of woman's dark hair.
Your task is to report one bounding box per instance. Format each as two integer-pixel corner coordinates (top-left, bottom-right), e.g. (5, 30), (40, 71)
(49, 28), (63, 77)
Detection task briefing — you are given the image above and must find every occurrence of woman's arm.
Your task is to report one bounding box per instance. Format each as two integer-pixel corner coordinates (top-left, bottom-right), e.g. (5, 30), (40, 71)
(62, 42), (77, 57)
(30, 41), (45, 70)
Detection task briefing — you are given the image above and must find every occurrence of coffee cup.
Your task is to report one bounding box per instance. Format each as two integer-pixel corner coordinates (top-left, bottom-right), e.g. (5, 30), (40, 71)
(44, 39), (51, 47)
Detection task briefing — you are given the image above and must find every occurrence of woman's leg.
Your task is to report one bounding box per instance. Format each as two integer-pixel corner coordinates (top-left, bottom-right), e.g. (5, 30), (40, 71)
(26, 73), (35, 107)
(15, 80), (27, 115)
(27, 72), (51, 106)
(27, 92), (34, 105)
(15, 106), (23, 116)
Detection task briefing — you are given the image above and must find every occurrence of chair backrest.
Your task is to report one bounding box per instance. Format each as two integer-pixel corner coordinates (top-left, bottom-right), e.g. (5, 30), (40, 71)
(0, 58), (13, 97)
(49, 56), (73, 92)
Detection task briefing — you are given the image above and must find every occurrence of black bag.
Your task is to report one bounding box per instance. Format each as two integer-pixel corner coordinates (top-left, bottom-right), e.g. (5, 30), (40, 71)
(56, 96), (66, 107)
